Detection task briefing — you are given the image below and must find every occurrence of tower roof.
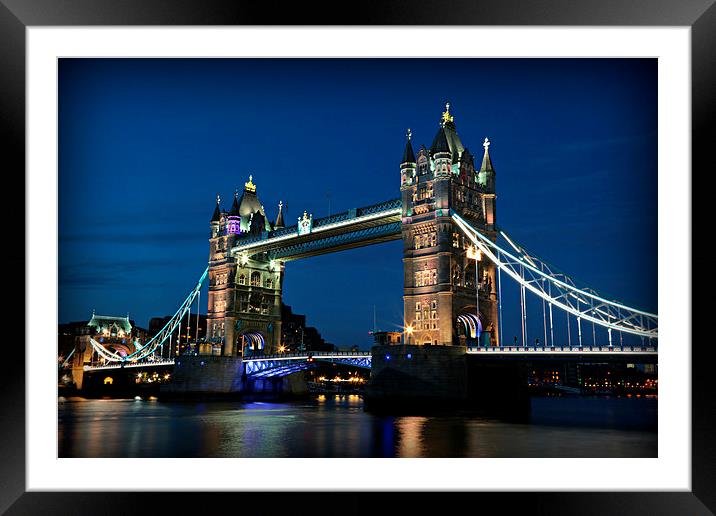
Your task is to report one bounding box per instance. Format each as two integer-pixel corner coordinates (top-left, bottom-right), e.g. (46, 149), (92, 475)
(229, 189), (241, 217)
(88, 314), (132, 334)
(234, 175), (272, 233)
(401, 128), (416, 164)
(429, 103), (464, 162)
(236, 176), (265, 218)
(210, 195), (221, 222)
(275, 200), (285, 229)
(480, 137), (494, 172)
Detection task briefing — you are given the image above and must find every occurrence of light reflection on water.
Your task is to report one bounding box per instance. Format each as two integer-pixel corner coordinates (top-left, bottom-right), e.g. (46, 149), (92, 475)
(58, 395), (656, 458)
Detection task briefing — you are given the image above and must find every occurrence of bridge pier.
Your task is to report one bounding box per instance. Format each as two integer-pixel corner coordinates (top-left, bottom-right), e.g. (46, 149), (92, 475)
(366, 345), (468, 405)
(366, 345), (529, 412)
(159, 355), (311, 399)
(160, 355), (244, 398)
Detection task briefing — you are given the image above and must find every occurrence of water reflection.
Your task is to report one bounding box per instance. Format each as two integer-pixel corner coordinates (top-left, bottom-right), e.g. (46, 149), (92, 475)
(58, 395), (656, 458)
(396, 417), (427, 457)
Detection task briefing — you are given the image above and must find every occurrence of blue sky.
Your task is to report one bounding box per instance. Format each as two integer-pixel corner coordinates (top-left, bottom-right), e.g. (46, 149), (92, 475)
(59, 58), (657, 348)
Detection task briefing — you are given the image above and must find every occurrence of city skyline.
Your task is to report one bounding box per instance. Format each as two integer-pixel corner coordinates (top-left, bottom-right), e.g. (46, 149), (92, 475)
(59, 58), (657, 348)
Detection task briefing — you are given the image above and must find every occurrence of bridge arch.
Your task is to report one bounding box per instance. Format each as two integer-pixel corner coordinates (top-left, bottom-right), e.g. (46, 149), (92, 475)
(457, 311), (484, 347)
(239, 331), (266, 356)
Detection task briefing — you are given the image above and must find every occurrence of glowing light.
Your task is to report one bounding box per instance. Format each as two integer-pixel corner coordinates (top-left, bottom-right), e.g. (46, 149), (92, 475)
(244, 174), (256, 193)
(405, 325), (414, 335)
(240, 254), (249, 265)
(466, 245), (482, 262)
(441, 102), (454, 124)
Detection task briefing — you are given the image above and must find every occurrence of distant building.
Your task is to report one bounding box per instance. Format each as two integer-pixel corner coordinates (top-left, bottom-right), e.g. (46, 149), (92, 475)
(372, 331), (402, 346)
(281, 303), (335, 353)
(58, 313), (150, 368)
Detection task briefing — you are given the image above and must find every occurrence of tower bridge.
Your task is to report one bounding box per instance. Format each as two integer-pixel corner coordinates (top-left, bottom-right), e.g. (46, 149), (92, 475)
(69, 103), (658, 401)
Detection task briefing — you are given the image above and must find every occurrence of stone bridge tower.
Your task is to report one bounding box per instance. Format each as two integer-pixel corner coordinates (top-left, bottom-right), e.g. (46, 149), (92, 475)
(400, 104), (500, 347)
(207, 176), (283, 357)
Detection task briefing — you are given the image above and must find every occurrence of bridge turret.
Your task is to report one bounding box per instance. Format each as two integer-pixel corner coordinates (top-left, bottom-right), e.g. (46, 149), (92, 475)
(210, 194), (222, 238)
(400, 128), (416, 189)
(226, 189), (242, 235)
(274, 200), (285, 229)
(478, 137), (497, 228)
(478, 137), (496, 192)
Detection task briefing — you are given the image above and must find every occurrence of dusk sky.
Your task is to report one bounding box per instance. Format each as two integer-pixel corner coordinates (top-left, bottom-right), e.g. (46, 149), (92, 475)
(59, 58), (657, 349)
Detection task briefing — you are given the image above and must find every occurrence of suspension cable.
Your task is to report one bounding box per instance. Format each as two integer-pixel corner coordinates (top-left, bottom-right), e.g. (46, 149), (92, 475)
(451, 212), (657, 339)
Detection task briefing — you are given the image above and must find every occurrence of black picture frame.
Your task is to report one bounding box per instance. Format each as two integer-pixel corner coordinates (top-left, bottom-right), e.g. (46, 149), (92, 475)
(1, 1), (711, 514)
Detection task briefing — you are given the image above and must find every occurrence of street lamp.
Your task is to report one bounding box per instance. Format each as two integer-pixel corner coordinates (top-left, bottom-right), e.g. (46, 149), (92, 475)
(405, 324), (413, 352)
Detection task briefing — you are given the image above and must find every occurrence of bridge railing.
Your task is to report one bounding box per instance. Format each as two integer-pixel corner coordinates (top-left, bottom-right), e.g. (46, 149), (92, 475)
(84, 358), (177, 371)
(467, 346), (657, 353)
(244, 350), (371, 360)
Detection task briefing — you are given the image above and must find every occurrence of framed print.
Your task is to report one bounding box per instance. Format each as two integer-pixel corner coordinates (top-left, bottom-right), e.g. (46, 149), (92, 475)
(2, 0), (713, 514)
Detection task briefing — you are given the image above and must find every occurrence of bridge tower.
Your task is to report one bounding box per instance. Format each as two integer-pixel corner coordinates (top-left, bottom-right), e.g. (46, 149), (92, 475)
(207, 177), (283, 357)
(400, 104), (500, 347)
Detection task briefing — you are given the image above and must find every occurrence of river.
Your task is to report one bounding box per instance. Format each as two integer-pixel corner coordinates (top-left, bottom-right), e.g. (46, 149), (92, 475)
(58, 394), (657, 458)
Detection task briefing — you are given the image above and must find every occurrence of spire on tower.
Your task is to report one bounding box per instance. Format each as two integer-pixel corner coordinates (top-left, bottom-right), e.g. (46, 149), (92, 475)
(211, 194), (222, 222)
(480, 137), (494, 172)
(431, 102), (463, 160)
(244, 174), (257, 193)
(441, 101), (454, 126)
(275, 200), (285, 229)
(229, 188), (241, 216)
(401, 128), (416, 164)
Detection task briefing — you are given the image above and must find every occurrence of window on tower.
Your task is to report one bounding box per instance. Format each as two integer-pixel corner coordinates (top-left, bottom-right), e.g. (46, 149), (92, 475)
(414, 269), (437, 287)
(238, 274), (246, 286)
(238, 293), (249, 312)
(453, 232), (461, 248)
(251, 271), (261, 287)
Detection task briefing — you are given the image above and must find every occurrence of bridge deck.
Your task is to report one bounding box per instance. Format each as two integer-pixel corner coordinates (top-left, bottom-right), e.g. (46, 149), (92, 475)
(230, 199), (402, 260)
(83, 346), (657, 372)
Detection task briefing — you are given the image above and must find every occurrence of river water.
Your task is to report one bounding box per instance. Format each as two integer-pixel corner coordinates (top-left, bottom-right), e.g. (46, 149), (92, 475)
(58, 394), (657, 458)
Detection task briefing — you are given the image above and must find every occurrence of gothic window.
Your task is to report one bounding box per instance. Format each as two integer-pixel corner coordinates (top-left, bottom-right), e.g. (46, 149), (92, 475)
(239, 293), (249, 312)
(415, 302), (421, 311)
(431, 310), (437, 320)
(238, 274), (246, 286)
(251, 271), (261, 287)
(265, 277), (273, 289)
(416, 311), (421, 321)
(431, 300), (437, 310)
(415, 232), (436, 250)
(453, 232), (460, 248)
(415, 269), (437, 287)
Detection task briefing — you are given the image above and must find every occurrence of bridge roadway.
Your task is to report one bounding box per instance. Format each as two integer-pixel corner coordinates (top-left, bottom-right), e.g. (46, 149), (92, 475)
(83, 346), (658, 374)
(229, 198), (402, 261)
